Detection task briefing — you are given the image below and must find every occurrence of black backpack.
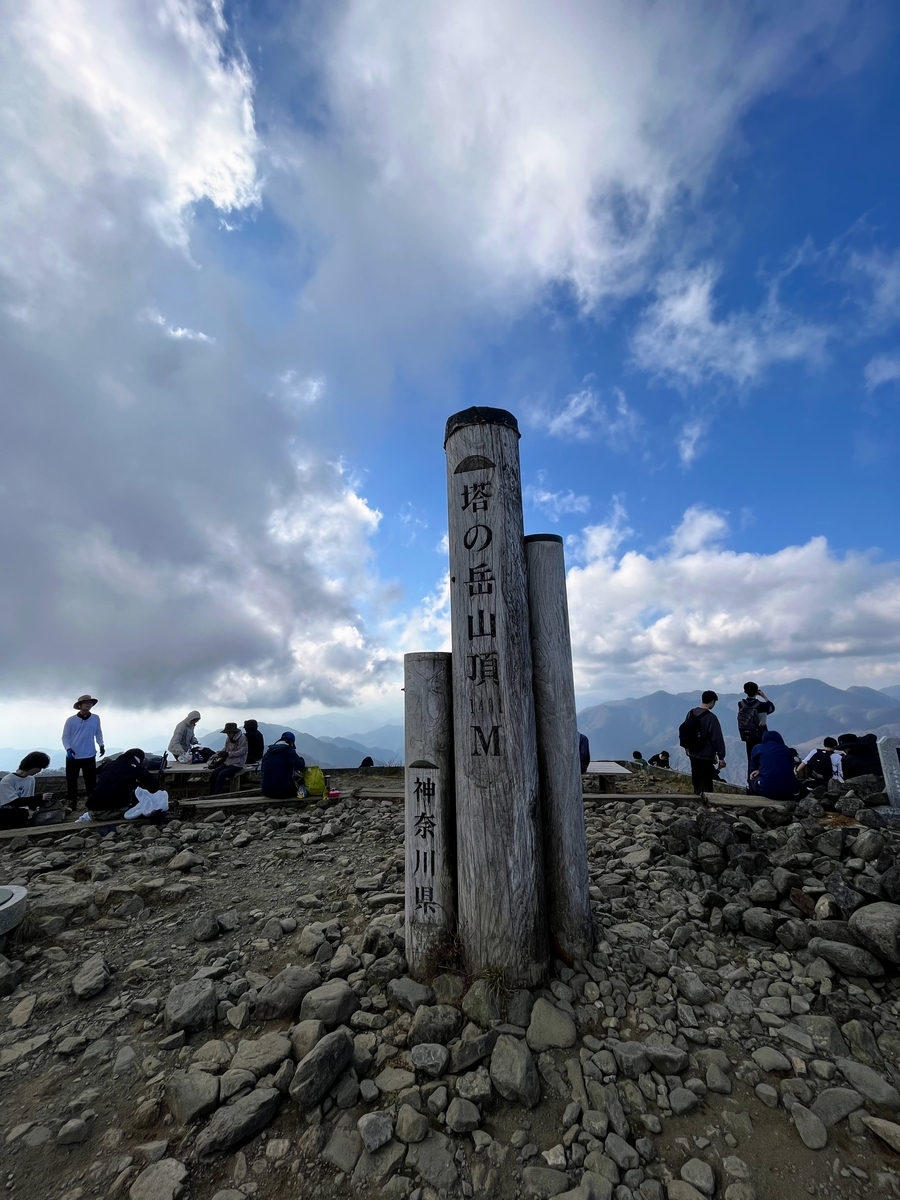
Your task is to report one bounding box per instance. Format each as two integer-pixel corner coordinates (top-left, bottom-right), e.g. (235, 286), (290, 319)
(737, 698), (761, 741)
(678, 709), (705, 754)
(805, 748), (834, 782)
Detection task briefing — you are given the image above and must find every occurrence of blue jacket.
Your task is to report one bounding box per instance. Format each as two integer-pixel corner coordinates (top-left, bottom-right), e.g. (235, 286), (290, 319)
(749, 731), (802, 799)
(261, 741), (306, 796)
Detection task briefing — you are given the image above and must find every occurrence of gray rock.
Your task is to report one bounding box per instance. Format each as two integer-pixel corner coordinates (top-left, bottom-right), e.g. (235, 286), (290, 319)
(581, 1171), (614, 1200)
(849, 902), (900, 964)
(289, 1029), (354, 1108)
(706, 1064), (731, 1095)
(667, 1184), (706, 1200)
(776, 920), (809, 951)
(450, 1029), (499, 1073)
(164, 979), (217, 1035)
(446, 1096), (480, 1132)
(582, 1110), (609, 1139)
(395, 1103), (430, 1143)
(72, 953), (111, 1000)
(406, 1131), (459, 1190)
(462, 978), (502, 1027)
(410, 1042), (450, 1076)
(195, 1088), (281, 1158)
(507, 988), (535, 1028)
(290, 1019), (325, 1061)
(128, 1158), (188, 1200)
(611, 1041), (649, 1079)
(669, 1088), (700, 1115)
(644, 1043), (688, 1074)
(741, 908), (776, 940)
(811, 1088), (863, 1128)
(165, 1071), (220, 1124)
(230, 1033), (291, 1078)
(527, 998), (577, 1052)
(321, 1123), (364, 1174)
(605, 1132), (638, 1170)
(432, 973), (466, 1006)
(521, 1167), (570, 1197)
(192, 913), (220, 942)
(490, 1034), (541, 1108)
(793, 1016), (849, 1058)
(751, 1047), (791, 1072)
(57, 1118), (89, 1145)
(408, 1004), (463, 1047)
(299, 980), (359, 1029)
(457, 1065), (492, 1102)
(862, 1115), (900, 1154)
(805, 938), (884, 977)
(680, 1159), (715, 1197)
(0, 957), (22, 997)
(388, 976), (435, 1014)
(749, 878), (778, 905)
(792, 1104), (827, 1150)
(835, 1058), (900, 1109)
(253, 965), (319, 1020)
(358, 1111), (394, 1153)
(350, 1140), (406, 1190)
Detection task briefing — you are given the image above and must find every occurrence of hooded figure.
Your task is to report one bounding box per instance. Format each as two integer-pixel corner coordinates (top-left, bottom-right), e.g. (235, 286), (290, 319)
(261, 735), (307, 799)
(89, 749), (154, 814)
(748, 731), (804, 800)
(839, 733), (883, 780)
(243, 719), (264, 764)
(168, 711), (201, 760)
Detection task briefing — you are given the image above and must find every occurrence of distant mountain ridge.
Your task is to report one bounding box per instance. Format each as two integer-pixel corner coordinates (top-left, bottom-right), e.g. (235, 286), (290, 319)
(577, 678), (900, 786)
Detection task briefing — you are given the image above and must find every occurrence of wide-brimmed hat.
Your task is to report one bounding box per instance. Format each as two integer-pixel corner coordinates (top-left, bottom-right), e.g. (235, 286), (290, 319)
(221, 722), (239, 734)
(73, 694), (98, 708)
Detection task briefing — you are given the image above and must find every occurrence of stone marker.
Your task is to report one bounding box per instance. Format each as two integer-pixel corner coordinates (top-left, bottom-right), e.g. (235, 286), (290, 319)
(878, 736), (900, 807)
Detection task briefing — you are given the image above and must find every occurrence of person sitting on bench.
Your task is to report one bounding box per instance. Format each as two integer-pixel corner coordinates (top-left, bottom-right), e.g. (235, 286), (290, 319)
(208, 723), (248, 795)
(0, 752), (54, 828)
(261, 732), (307, 799)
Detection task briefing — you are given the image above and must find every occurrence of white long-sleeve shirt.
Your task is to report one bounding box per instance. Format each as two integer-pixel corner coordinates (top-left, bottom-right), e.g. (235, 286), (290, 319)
(802, 748), (844, 782)
(62, 713), (103, 758)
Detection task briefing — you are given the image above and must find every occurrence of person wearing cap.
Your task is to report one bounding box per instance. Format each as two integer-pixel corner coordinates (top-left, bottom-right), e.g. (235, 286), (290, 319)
(62, 694), (105, 809)
(168, 711), (201, 762)
(261, 732), (307, 799)
(208, 722), (248, 795)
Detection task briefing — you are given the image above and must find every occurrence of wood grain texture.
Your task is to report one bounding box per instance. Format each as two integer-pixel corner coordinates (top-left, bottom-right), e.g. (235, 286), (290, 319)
(525, 535), (593, 963)
(404, 652), (456, 979)
(445, 411), (547, 987)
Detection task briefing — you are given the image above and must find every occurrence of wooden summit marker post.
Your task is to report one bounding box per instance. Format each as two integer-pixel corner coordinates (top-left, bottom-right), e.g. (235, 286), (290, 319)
(404, 652), (456, 978)
(444, 407), (547, 987)
(524, 534), (592, 963)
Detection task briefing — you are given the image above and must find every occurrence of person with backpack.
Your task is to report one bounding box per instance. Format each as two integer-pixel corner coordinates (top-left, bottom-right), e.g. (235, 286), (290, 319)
(208, 723), (248, 794)
(261, 733), (307, 799)
(679, 690), (727, 796)
(749, 730), (805, 800)
(737, 682), (775, 782)
(797, 737), (844, 786)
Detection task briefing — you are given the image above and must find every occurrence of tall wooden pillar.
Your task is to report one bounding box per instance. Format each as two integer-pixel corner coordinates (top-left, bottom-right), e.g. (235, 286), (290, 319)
(404, 652), (456, 979)
(444, 407), (547, 987)
(525, 534), (593, 964)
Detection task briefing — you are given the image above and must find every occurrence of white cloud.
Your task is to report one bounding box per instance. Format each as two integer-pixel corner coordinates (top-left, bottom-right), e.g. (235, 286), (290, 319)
(632, 263), (831, 386)
(677, 418), (707, 467)
(141, 307), (215, 342)
(864, 353), (900, 390)
(566, 503), (900, 698)
(848, 247), (900, 329)
(524, 473), (591, 522)
(526, 387), (641, 448)
(277, 370), (327, 405)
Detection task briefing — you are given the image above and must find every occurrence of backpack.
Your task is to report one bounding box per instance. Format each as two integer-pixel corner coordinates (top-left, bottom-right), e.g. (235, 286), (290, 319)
(737, 699), (761, 741)
(678, 709), (706, 754)
(303, 766), (327, 797)
(804, 748), (834, 782)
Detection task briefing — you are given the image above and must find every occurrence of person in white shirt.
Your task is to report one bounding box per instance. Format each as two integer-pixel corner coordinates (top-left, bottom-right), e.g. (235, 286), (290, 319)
(62, 694), (105, 810)
(0, 752), (52, 828)
(798, 737), (844, 786)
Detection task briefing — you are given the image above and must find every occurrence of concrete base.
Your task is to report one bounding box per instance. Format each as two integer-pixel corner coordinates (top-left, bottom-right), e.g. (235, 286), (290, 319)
(0, 886), (27, 935)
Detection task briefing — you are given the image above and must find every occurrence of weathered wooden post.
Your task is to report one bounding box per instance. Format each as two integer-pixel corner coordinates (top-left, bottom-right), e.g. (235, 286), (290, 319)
(524, 534), (593, 963)
(444, 407), (547, 987)
(878, 736), (900, 808)
(404, 652), (456, 979)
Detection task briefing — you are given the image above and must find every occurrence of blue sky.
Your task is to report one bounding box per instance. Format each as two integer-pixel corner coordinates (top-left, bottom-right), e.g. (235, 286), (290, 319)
(1, 0), (899, 747)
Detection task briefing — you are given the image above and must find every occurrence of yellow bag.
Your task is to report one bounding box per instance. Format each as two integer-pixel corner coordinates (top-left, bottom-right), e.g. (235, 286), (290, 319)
(303, 766), (327, 797)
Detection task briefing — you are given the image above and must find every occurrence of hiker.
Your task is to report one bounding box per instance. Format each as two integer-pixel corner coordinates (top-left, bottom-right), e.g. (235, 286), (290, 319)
(679, 690), (727, 797)
(243, 719), (265, 765)
(632, 750), (649, 770)
(0, 752), (54, 828)
(208, 723), (248, 795)
(261, 733), (307, 799)
(797, 737), (844, 786)
(748, 730), (805, 800)
(88, 749), (155, 817)
(839, 733), (882, 780)
(579, 732), (591, 774)
(648, 750), (671, 769)
(737, 682), (775, 781)
(62, 694), (105, 809)
(359, 755), (375, 769)
(168, 710), (201, 761)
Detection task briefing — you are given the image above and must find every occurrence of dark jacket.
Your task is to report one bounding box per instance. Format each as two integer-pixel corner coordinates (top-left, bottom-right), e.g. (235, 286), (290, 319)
(839, 733), (882, 780)
(261, 741), (306, 797)
(90, 749), (153, 810)
(686, 707), (726, 761)
(737, 696), (775, 742)
(748, 731), (803, 799)
(578, 733), (591, 774)
(243, 721), (264, 764)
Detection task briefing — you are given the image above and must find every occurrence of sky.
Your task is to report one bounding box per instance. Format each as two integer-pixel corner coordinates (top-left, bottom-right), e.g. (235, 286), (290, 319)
(2, 0), (900, 749)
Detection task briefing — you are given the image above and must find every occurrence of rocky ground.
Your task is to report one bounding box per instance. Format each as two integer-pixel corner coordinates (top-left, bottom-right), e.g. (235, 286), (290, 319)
(2, 776), (900, 1200)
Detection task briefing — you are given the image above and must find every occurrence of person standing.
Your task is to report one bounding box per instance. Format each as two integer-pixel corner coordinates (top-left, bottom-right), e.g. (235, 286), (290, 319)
(737, 682), (775, 782)
(578, 732), (591, 775)
(679, 690), (727, 797)
(208, 722), (248, 795)
(62, 694), (104, 809)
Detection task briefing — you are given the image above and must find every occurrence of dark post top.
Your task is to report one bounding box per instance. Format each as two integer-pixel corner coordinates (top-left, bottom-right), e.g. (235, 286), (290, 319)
(444, 406), (520, 446)
(524, 534), (564, 545)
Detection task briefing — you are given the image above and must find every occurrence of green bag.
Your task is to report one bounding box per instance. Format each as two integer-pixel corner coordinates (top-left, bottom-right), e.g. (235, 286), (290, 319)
(303, 766), (327, 797)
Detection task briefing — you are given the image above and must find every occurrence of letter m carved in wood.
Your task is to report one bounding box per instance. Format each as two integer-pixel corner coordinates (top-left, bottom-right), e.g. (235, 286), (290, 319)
(471, 724), (500, 757)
